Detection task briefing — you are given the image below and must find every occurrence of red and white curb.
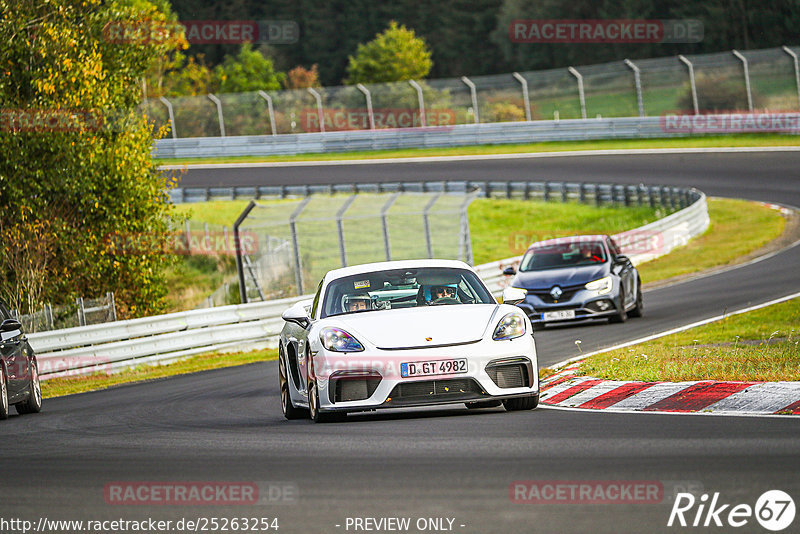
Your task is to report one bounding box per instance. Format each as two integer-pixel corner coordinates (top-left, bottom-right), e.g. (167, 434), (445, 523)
(540, 364), (800, 415)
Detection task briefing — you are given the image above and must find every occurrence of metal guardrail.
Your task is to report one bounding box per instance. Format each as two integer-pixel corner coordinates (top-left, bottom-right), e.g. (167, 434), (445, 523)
(29, 184), (708, 380)
(154, 113), (800, 160)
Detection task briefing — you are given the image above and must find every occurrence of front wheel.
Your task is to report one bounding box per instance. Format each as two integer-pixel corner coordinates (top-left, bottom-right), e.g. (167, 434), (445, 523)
(15, 358), (42, 415)
(279, 355), (307, 420)
(608, 289), (628, 323)
(308, 381), (344, 423)
(0, 369), (9, 420)
(503, 395), (539, 411)
(628, 284), (644, 318)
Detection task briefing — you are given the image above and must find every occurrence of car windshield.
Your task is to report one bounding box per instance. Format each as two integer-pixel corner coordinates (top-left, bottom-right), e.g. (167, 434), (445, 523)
(321, 267), (495, 318)
(519, 241), (607, 271)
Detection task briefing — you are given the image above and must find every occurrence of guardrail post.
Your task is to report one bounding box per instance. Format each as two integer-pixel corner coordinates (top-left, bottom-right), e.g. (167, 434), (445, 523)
(512, 72), (532, 121)
(579, 183), (586, 203)
(544, 182), (551, 202)
(307, 88), (325, 133)
(595, 184), (603, 206)
(158, 96), (177, 139)
(408, 80), (427, 127)
(45, 303), (54, 330)
(624, 59), (645, 117)
(561, 182), (568, 203)
(381, 193), (400, 261)
(461, 76), (480, 124)
(459, 192), (477, 265)
(567, 67), (587, 119)
(257, 91), (277, 135)
(732, 50), (754, 111)
(623, 185), (631, 206)
(107, 292), (117, 322)
(336, 195), (357, 267)
(637, 184), (644, 206)
(356, 84), (375, 130)
(423, 193), (442, 258)
(782, 46), (800, 109)
(678, 55), (699, 115)
(484, 181), (491, 198)
(207, 93), (225, 137)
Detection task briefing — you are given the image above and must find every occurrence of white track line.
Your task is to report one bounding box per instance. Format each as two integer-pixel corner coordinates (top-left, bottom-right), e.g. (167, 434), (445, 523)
(159, 146), (800, 170)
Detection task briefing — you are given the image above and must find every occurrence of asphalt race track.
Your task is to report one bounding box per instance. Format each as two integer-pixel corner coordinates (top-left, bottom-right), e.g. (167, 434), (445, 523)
(2, 150), (799, 533)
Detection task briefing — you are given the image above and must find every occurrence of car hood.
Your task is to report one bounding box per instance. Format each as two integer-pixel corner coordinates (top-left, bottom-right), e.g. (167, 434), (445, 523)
(333, 304), (501, 349)
(512, 264), (609, 289)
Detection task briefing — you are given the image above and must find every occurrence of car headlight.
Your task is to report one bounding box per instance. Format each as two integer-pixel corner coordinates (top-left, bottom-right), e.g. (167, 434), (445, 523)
(585, 276), (612, 295)
(493, 312), (527, 340)
(511, 286), (528, 292)
(320, 328), (364, 352)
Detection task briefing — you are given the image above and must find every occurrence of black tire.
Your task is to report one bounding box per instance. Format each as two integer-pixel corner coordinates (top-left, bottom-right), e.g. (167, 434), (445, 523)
(628, 283), (644, 318)
(308, 380), (344, 423)
(279, 353), (307, 420)
(465, 400), (503, 409)
(503, 395), (539, 411)
(0, 368), (9, 420)
(15, 358), (42, 415)
(608, 289), (628, 323)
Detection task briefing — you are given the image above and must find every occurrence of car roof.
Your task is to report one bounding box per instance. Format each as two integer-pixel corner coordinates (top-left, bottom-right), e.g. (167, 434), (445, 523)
(526, 234), (610, 250)
(325, 259), (474, 281)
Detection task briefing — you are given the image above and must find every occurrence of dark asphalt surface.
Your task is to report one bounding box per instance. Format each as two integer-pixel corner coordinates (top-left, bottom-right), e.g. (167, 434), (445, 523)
(2, 150), (800, 534)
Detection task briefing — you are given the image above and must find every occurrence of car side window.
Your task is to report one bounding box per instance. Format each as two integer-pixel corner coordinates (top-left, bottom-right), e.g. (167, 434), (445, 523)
(310, 279), (324, 320)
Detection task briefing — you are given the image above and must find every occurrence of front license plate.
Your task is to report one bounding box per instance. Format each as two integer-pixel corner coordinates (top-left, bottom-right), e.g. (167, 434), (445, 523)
(542, 310), (576, 321)
(401, 358), (468, 378)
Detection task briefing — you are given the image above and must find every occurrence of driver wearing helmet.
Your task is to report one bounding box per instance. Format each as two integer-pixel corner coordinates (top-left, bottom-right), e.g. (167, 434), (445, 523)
(430, 285), (457, 302)
(580, 244), (602, 263)
(342, 292), (372, 313)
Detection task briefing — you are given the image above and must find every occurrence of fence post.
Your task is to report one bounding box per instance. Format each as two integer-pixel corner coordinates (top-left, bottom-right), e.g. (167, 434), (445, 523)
(45, 303), (54, 330)
(185, 220), (192, 254)
(512, 72), (532, 121)
(423, 193), (442, 258)
(461, 76), (480, 124)
(356, 84), (375, 130)
(782, 46), (800, 109)
(732, 50), (753, 111)
(207, 93), (225, 137)
(257, 91), (277, 135)
(158, 96), (177, 139)
(107, 292), (117, 322)
(678, 55), (699, 115)
(567, 67), (587, 119)
(307, 88), (325, 133)
(233, 200), (258, 304)
(624, 59), (645, 117)
(288, 196), (312, 295)
(77, 297), (86, 327)
(380, 193), (400, 261)
(408, 80), (427, 127)
(459, 193), (477, 265)
(336, 195), (358, 267)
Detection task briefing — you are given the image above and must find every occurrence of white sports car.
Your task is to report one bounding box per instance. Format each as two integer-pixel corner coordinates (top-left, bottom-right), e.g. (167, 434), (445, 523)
(278, 259), (539, 422)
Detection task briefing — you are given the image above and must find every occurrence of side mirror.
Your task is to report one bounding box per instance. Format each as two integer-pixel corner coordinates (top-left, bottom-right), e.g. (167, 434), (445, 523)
(0, 318), (22, 341)
(615, 255), (630, 264)
(281, 304), (310, 328)
(501, 287), (527, 306)
(502, 266), (516, 276)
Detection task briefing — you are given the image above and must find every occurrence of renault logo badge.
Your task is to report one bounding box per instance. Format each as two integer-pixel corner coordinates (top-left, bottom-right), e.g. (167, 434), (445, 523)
(550, 286), (563, 299)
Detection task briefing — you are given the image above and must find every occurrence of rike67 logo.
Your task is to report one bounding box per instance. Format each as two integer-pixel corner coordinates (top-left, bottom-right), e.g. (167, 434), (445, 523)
(668, 490), (795, 531)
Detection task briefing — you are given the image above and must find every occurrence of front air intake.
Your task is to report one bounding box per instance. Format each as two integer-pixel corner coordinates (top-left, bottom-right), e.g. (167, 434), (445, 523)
(485, 358), (533, 389)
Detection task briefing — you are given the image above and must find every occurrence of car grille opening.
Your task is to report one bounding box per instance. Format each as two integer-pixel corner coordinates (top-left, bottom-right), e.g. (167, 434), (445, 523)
(385, 378), (485, 406)
(333, 375), (381, 403)
(486, 358), (532, 389)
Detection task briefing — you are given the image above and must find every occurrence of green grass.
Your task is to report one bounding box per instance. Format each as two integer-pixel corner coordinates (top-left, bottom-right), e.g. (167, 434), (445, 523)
(577, 298), (800, 382)
(637, 198), (785, 283)
(158, 134), (799, 166)
(42, 348), (278, 398)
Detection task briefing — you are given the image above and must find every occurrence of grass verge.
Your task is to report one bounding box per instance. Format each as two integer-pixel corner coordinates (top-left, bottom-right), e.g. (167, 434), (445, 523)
(576, 298), (800, 382)
(157, 134), (800, 166)
(637, 198), (786, 284)
(42, 348), (278, 399)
